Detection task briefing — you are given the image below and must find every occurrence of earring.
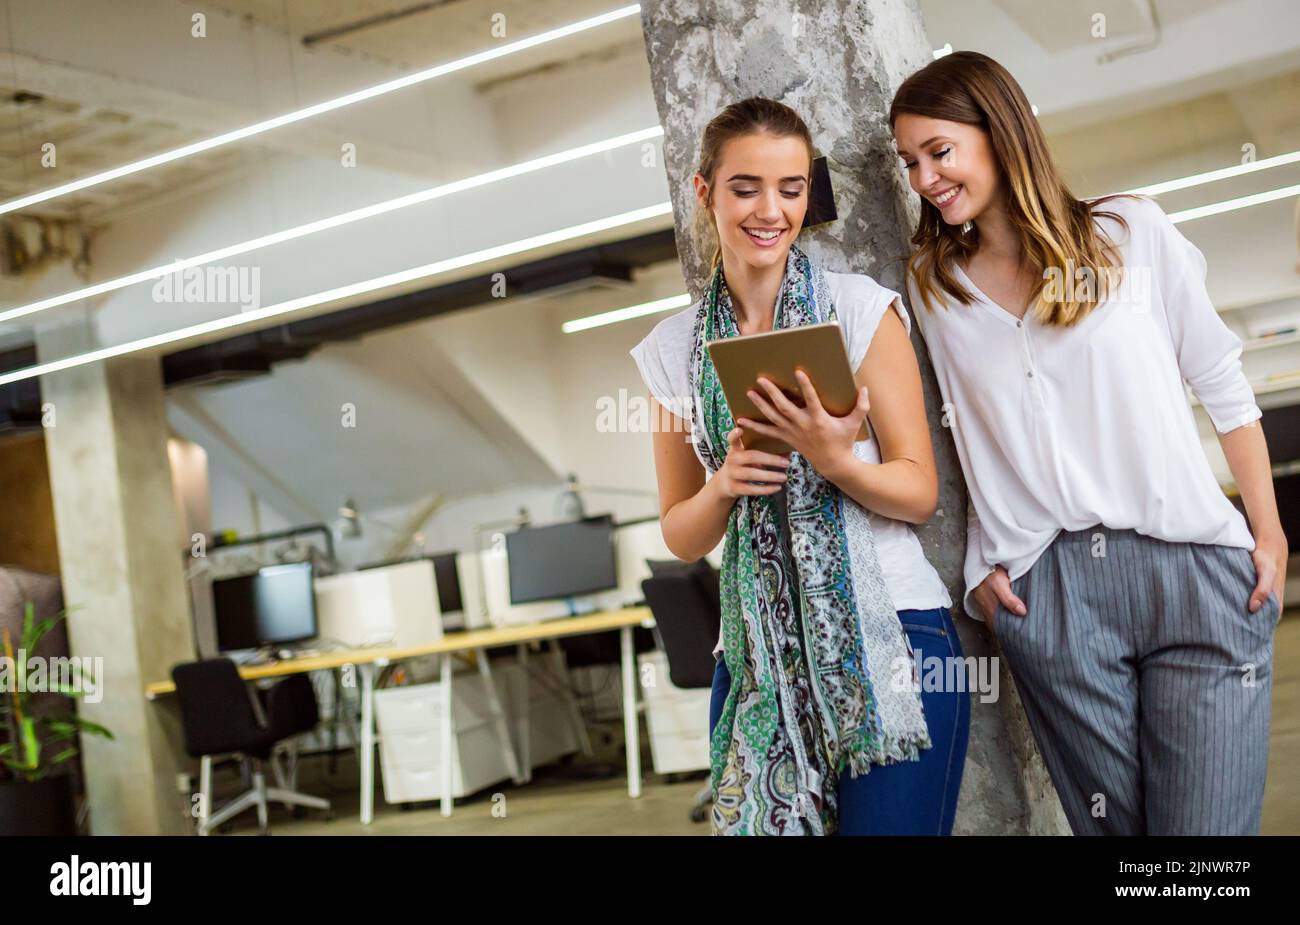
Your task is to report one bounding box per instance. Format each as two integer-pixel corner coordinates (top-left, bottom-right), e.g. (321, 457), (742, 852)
(961, 220), (973, 234)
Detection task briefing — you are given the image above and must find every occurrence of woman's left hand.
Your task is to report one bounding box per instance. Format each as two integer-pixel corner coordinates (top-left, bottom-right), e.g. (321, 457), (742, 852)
(737, 370), (868, 480)
(1249, 531), (1288, 613)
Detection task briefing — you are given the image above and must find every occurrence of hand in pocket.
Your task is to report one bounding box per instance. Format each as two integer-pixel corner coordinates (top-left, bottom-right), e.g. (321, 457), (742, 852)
(972, 566), (1025, 624)
(1248, 537), (1287, 614)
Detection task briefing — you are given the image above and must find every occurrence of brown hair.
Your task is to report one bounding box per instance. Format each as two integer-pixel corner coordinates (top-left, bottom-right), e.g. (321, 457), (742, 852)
(695, 97), (815, 270)
(889, 51), (1129, 327)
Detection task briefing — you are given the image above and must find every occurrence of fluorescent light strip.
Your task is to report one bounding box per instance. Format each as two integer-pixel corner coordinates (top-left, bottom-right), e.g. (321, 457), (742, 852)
(1126, 150), (1300, 197)
(1168, 182), (1300, 224)
(0, 4), (642, 218)
(0, 125), (663, 326)
(0, 201), (672, 387)
(562, 292), (691, 333)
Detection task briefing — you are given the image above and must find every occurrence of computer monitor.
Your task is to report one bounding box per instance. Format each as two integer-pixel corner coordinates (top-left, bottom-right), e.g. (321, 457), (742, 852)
(213, 562), (317, 652)
(431, 551), (463, 614)
(505, 515), (618, 605)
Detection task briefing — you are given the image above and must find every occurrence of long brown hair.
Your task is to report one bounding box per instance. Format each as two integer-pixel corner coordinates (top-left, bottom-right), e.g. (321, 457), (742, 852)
(889, 51), (1129, 327)
(695, 97), (815, 270)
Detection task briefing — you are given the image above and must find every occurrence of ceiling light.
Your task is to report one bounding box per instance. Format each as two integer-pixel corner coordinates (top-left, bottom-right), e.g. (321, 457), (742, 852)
(562, 292), (691, 333)
(0, 201), (672, 386)
(0, 125), (663, 327)
(1126, 149), (1300, 197)
(1168, 183), (1300, 224)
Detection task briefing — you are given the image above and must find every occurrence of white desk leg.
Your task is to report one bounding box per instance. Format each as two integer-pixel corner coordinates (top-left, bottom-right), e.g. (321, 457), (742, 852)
(516, 643), (533, 783)
(197, 755), (212, 835)
(359, 662), (376, 825)
(440, 653), (454, 817)
(620, 625), (642, 799)
(475, 648), (523, 784)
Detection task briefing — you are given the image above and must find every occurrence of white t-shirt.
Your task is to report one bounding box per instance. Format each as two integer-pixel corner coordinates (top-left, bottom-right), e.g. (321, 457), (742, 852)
(909, 195), (1259, 621)
(630, 270), (953, 652)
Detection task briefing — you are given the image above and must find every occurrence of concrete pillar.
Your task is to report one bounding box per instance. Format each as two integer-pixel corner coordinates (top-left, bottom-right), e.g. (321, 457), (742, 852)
(640, 0), (1069, 834)
(37, 320), (192, 835)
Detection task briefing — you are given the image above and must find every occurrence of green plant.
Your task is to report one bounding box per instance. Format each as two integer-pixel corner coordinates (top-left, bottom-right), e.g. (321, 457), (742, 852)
(0, 603), (112, 783)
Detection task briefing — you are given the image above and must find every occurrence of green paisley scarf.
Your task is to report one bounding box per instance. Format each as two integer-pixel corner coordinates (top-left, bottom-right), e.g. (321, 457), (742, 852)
(690, 244), (931, 836)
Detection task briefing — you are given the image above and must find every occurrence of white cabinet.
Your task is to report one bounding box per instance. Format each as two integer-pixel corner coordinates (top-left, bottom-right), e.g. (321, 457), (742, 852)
(638, 651), (711, 775)
(373, 655), (582, 804)
(374, 678), (513, 802)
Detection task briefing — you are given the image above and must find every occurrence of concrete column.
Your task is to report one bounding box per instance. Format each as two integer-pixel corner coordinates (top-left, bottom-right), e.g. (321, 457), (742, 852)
(37, 320), (192, 835)
(640, 0), (1069, 833)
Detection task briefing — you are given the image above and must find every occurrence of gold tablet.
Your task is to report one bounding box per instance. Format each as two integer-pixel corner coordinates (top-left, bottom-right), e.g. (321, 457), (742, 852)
(705, 321), (870, 456)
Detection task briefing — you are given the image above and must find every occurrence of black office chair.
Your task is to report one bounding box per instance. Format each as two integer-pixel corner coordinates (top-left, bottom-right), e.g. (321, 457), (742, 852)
(640, 560), (722, 823)
(172, 659), (331, 835)
(643, 561), (720, 687)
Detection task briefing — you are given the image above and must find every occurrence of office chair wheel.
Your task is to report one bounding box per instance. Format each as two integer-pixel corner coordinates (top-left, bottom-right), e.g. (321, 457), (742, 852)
(323, 809), (336, 823)
(292, 806), (309, 819)
(690, 805), (709, 824)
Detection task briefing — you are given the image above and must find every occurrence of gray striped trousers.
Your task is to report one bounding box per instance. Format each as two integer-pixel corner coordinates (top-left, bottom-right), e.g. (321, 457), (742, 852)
(991, 526), (1282, 835)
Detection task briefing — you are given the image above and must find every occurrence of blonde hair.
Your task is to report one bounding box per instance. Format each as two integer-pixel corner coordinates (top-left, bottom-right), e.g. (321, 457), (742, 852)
(889, 51), (1131, 327)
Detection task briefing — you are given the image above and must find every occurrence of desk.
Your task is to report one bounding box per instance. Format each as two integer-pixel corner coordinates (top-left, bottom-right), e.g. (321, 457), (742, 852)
(146, 607), (655, 824)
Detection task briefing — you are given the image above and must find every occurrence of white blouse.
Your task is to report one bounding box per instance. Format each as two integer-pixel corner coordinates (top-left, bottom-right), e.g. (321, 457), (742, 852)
(630, 271), (953, 651)
(909, 196), (1260, 620)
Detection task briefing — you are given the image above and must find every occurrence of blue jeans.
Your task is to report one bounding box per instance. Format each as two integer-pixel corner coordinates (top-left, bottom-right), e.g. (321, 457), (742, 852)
(708, 606), (970, 835)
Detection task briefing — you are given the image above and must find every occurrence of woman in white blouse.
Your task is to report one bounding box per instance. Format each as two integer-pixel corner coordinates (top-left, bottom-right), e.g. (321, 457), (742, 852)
(631, 97), (967, 834)
(890, 51), (1287, 835)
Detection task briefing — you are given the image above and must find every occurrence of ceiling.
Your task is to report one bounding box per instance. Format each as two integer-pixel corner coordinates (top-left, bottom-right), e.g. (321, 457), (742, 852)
(0, 0), (1288, 226)
(201, 0), (640, 73)
(0, 0), (643, 226)
(0, 81), (254, 222)
(992, 0), (1230, 53)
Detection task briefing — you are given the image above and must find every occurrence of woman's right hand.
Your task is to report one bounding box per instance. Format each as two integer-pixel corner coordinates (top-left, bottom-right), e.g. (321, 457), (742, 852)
(972, 565), (1026, 623)
(713, 427), (791, 500)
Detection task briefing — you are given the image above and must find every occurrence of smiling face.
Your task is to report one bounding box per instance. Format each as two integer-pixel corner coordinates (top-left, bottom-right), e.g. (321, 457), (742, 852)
(893, 113), (1001, 226)
(694, 131), (811, 273)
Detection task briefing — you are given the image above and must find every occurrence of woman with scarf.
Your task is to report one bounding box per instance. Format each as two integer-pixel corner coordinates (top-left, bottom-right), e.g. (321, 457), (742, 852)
(630, 97), (969, 835)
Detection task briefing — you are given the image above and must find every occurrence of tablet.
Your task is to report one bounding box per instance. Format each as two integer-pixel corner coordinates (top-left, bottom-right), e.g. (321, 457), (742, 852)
(705, 321), (870, 456)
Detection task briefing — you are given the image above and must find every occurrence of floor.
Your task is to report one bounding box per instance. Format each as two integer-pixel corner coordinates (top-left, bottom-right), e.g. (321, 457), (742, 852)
(1262, 608), (1299, 835)
(221, 610), (1300, 836)
(223, 721), (710, 836)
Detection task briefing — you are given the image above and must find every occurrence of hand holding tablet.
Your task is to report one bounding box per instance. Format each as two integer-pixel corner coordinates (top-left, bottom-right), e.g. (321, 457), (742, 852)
(705, 321), (871, 457)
